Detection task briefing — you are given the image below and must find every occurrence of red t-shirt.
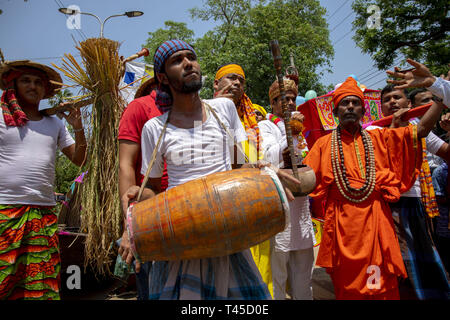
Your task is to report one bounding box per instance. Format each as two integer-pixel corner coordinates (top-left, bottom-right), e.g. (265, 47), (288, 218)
(118, 91), (168, 191)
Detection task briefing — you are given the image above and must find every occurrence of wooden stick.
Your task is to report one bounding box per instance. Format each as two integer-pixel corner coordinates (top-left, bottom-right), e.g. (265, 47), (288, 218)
(120, 48), (150, 77)
(269, 40), (299, 179)
(41, 97), (93, 116)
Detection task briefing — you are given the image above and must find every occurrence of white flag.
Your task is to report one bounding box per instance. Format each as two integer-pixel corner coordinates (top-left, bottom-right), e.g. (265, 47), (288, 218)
(120, 61), (151, 105)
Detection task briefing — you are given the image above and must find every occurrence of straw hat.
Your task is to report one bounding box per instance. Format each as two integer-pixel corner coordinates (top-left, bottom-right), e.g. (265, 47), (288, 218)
(0, 60), (62, 99)
(134, 77), (156, 99)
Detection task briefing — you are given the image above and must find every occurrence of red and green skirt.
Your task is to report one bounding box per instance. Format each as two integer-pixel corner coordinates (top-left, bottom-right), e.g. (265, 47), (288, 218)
(0, 204), (61, 300)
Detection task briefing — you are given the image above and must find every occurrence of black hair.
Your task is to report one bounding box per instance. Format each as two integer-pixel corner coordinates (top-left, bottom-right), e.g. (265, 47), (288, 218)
(408, 88), (428, 105)
(380, 84), (408, 100)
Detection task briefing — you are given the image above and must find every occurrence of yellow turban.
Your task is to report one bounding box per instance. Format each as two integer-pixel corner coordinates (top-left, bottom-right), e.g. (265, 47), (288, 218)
(252, 104), (267, 117)
(268, 79), (298, 103)
(215, 64), (245, 81)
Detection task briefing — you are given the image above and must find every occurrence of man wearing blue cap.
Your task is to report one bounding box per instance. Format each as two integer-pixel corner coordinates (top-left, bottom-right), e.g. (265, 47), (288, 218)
(119, 40), (302, 300)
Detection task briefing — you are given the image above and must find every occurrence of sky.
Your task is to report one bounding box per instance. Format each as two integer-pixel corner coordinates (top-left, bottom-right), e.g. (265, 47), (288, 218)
(0, 0), (392, 107)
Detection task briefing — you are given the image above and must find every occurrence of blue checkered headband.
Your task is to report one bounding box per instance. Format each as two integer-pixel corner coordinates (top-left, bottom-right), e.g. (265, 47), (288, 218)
(153, 40), (196, 74)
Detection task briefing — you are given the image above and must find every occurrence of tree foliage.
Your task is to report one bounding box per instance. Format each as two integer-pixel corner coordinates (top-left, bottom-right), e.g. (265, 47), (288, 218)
(144, 0), (333, 106)
(352, 0), (450, 76)
(49, 89), (81, 194)
(143, 21), (195, 61)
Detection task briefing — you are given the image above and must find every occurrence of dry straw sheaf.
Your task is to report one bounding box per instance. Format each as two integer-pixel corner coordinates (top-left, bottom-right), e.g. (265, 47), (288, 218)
(54, 38), (125, 275)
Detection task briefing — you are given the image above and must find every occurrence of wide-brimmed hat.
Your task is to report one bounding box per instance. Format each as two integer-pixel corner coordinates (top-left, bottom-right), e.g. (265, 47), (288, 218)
(0, 60), (62, 99)
(134, 76), (156, 99)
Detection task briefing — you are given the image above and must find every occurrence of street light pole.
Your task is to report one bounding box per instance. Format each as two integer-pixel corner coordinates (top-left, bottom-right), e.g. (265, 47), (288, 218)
(58, 8), (144, 38)
(100, 14), (126, 38)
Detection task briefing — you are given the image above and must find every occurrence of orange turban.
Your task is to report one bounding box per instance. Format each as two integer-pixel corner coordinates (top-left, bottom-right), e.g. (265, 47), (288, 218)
(332, 76), (364, 108)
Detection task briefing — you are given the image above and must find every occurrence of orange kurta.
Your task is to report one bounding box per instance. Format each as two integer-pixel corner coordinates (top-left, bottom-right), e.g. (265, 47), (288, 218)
(303, 125), (423, 299)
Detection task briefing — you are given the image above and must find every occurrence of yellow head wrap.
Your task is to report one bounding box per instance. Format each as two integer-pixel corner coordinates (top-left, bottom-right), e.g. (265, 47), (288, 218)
(215, 64), (245, 81)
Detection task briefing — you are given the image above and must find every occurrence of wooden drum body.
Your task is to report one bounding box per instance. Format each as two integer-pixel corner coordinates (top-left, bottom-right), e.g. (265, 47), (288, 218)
(127, 168), (288, 261)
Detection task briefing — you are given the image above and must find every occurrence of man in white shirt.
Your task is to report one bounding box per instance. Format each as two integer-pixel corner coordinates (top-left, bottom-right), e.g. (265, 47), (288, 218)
(0, 60), (86, 299)
(258, 78), (315, 300)
(120, 40), (302, 300)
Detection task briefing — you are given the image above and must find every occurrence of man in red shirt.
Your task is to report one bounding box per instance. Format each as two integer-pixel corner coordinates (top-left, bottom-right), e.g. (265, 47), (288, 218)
(117, 79), (168, 300)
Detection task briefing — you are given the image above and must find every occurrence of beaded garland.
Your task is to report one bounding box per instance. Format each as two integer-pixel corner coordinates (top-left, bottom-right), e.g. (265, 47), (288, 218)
(331, 127), (376, 203)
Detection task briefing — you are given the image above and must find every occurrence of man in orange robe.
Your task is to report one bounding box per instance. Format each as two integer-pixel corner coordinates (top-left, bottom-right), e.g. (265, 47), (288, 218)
(303, 76), (445, 299)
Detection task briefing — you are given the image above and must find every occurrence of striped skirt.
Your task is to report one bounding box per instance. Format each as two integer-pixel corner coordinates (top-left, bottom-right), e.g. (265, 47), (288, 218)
(391, 198), (450, 300)
(148, 249), (271, 300)
(0, 205), (60, 300)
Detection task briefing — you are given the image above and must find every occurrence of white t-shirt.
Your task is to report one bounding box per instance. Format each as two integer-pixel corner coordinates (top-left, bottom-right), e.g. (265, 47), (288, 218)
(0, 115), (75, 205)
(141, 98), (248, 189)
(258, 119), (315, 251)
(366, 121), (445, 197)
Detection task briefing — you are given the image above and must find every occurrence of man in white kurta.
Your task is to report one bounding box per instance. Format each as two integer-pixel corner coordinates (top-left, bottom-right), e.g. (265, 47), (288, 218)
(258, 79), (316, 300)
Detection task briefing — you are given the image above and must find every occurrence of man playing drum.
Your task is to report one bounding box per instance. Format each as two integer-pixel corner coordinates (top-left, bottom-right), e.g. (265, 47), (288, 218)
(120, 40), (302, 300)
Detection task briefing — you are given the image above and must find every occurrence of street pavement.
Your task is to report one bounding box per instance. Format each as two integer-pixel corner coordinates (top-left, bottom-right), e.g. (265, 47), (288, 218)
(61, 246), (336, 300)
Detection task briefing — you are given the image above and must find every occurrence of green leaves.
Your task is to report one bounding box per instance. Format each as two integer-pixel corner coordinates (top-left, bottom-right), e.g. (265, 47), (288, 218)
(143, 21), (195, 63)
(48, 89), (80, 194)
(154, 0), (334, 105)
(352, 0), (449, 75)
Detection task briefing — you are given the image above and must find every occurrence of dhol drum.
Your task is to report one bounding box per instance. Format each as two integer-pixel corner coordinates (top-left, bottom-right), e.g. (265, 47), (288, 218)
(126, 167), (290, 262)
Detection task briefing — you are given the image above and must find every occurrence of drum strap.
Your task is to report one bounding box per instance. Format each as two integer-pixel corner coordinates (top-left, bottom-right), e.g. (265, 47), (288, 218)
(204, 102), (250, 164)
(137, 111), (171, 201)
(138, 102), (253, 200)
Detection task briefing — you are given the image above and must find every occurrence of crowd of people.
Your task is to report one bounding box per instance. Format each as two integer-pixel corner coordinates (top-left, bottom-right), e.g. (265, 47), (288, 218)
(0, 39), (449, 300)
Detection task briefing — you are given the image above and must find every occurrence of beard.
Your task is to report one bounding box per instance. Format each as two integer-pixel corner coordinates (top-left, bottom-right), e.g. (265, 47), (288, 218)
(181, 78), (203, 93)
(167, 71), (203, 94)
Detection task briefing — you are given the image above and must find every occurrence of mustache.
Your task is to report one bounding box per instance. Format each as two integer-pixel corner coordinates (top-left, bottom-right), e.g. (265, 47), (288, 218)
(183, 70), (200, 77)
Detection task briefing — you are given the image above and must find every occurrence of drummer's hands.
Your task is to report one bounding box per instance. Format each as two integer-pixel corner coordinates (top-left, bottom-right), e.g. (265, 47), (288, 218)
(119, 185), (141, 272)
(119, 185), (155, 272)
(118, 229), (141, 273)
(254, 160), (299, 201)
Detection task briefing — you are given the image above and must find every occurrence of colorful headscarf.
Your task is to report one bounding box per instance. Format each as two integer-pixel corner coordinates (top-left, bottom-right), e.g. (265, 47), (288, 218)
(153, 39), (196, 74)
(214, 64), (245, 81)
(268, 78), (298, 103)
(419, 138), (440, 218)
(332, 76), (364, 109)
(153, 39), (197, 111)
(1, 87), (28, 126)
(214, 64), (261, 159)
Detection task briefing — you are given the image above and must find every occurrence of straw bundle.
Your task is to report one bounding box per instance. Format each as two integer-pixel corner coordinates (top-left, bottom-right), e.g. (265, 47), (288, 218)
(53, 38), (125, 275)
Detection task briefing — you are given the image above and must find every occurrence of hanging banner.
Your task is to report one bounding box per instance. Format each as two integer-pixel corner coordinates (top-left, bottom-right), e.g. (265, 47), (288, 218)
(119, 61), (154, 104)
(314, 89), (382, 131)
